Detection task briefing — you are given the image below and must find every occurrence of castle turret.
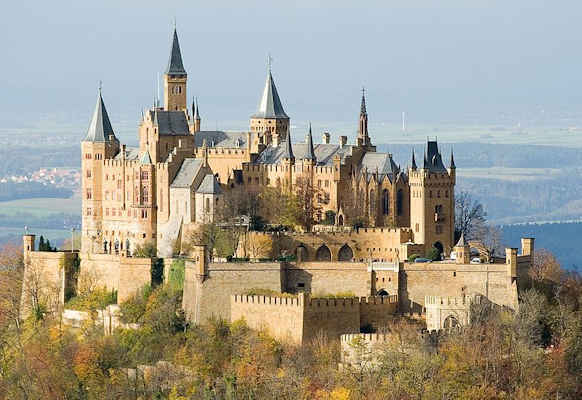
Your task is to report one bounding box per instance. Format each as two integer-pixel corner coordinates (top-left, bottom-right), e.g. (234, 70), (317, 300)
(356, 89), (375, 151)
(81, 86), (119, 253)
(408, 139), (455, 256)
(303, 123), (317, 164)
(164, 26), (187, 111)
(193, 97), (201, 132)
(250, 61), (289, 146)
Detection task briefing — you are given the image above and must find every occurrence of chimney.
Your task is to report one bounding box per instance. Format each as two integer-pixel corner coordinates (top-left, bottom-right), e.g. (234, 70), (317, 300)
(339, 136), (347, 148)
(322, 132), (330, 144)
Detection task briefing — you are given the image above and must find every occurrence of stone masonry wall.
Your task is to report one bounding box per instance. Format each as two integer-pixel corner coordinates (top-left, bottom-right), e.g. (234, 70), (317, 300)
(359, 295), (398, 330)
(303, 296), (361, 342)
(230, 294), (304, 344)
(118, 257), (153, 302)
(285, 262), (371, 296)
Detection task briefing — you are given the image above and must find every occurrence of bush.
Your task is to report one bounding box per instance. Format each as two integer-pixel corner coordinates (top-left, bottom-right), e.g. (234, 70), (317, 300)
(408, 254), (420, 262)
(426, 247), (441, 261)
(133, 241), (157, 258)
(323, 210), (336, 225)
(168, 259), (185, 291)
(119, 285), (153, 324)
(65, 288), (117, 312)
(312, 291), (356, 298)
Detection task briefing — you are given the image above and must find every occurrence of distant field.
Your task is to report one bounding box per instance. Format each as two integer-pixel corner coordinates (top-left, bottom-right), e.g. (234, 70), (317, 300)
(458, 167), (562, 182)
(0, 196), (81, 217)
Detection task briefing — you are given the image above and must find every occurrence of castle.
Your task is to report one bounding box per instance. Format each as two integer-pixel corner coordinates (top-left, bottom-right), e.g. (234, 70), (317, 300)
(21, 27), (535, 344)
(81, 27), (455, 261)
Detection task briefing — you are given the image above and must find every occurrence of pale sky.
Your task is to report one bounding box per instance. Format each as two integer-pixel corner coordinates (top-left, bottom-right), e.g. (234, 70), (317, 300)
(2, 0), (581, 128)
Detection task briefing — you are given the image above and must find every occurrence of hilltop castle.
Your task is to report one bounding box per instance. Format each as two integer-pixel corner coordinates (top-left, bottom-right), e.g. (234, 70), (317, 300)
(21, 27), (534, 343)
(81, 27), (455, 260)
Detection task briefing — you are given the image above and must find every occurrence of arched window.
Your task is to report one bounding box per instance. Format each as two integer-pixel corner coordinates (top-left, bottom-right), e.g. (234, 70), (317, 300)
(369, 190), (375, 216)
(397, 189), (404, 216)
(315, 245), (331, 261)
(205, 198), (210, 212)
(382, 189), (389, 215)
(338, 244), (354, 261)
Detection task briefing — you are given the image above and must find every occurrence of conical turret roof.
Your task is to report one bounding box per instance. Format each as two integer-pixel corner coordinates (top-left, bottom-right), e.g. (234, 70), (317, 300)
(304, 123), (316, 161)
(411, 149), (417, 170)
(84, 88), (114, 142)
(282, 130), (294, 160)
(252, 70), (288, 119)
(165, 27), (186, 75)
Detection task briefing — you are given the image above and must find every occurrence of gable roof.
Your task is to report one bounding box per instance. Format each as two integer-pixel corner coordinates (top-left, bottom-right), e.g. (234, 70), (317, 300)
(149, 110), (190, 136)
(196, 174), (221, 194)
(171, 158), (204, 188)
(194, 131), (248, 148)
(252, 71), (288, 119)
(84, 89), (115, 142)
(254, 141), (354, 166)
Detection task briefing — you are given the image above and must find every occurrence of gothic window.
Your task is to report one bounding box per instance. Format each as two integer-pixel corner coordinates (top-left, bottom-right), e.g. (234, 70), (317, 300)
(143, 187), (149, 203)
(86, 188), (92, 200)
(141, 171), (149, 180)
(397, 189), (404, 216)
(86, 170), (92, 178)
(338, 244), (354, 261)
(315, 245), (331, 261)
(205, 198), (210, 212)
(369, 190), (375, 216)
(382, 189), (389, 215)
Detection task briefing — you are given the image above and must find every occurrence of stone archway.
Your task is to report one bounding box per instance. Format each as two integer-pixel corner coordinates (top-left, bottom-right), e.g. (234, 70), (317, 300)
(433, 241), (444, 255)
(315, 245), (332, 261)
(295, 244), (308, 262)
(338, 244), (354, 261)
(443, 315), (460, 331)
(377, 289), (389, 296)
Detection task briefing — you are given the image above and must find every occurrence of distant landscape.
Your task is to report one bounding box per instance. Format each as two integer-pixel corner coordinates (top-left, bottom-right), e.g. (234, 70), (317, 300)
(0, 119), (580, 269)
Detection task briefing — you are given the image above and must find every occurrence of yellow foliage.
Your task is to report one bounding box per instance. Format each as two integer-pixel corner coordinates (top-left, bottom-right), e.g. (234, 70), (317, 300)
(330, 387), (351, 400)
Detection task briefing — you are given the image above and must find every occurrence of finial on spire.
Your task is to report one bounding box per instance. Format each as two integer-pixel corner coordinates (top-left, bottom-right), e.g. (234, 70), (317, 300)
(98, 80), (102, 94)
(267, 53), (273, 72)
(360, 87), (367, 114)
(173, 16), (177, 29)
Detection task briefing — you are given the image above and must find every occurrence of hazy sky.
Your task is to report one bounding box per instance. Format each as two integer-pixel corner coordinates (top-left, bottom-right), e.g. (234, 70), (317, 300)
(2, 0), (582, 129)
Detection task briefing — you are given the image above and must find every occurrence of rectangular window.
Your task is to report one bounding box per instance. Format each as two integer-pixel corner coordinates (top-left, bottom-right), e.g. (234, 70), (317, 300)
(105, 208), (109, 216)
(86, 188), (92, 200)
(140, 171), (149, 180)
(86, 170), (92, 178)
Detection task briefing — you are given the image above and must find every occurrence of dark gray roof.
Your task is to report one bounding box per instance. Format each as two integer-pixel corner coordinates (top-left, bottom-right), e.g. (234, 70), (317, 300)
(424, 140), (447, 173)
(114, 147), (140, 161)
(360, 91), (367, 114)
(171, 158), (204, 188)
(165, 28), (186, 75)
(411, 149), (417, 170)
(283, 131), (294, 160)
(252, 71), (288, 119)
(84, 90), (115, 142)
(303, 124), (316, 161)
(254, 141), (354, 166)
(194, 131), (247, 148)
(193, 97), (200, 119)
(149, 110), (190, 136)
(196, 174), (221, 194)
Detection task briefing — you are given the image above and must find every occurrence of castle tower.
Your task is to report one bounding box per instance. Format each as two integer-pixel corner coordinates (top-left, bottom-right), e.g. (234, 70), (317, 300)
(250, 62), (289, 147)
(164, 27), (187, 111)
(281, 129), (295, 192)
(356, 89), (375, 151)
(408, 140), (455, 256)
(81, 86), (120, 253)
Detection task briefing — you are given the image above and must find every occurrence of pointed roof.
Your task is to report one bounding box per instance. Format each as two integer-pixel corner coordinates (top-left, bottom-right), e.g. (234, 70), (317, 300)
(165, 27), (186, 75)
(194, 97), (200, 119)
(191, 96), (196, 118)
(282, 130), (294, 160)
(304, 123), (316, 161)
(424, 140), (447, 172)
(197, 174), (221, 194)
(140, 150), (152, 164)
(84, 87), (115, 142)
(360, 88), (367, 115)
(450, 149), (456, 169)
(455, 233), (466, 247)
(411, 149), (417, 170)
(252, 70), (288, 119)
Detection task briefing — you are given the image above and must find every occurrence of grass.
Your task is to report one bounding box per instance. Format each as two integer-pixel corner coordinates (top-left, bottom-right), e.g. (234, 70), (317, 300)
(312, 291), (356, 299)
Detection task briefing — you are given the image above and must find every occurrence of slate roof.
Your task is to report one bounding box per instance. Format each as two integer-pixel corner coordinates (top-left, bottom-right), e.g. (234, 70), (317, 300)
(114, 147), (140, 161)
(252, 71), (288, 119)
(149, 110), (190, 136)
(194, 131), (247, 148)
(424, 140), (448, 173)
(254, 141), (354, 166)
(140, 151), (152, 164)
(304, 124), (316, 161)
(84, 90), (115, 142)
(171, 158), (204, 188)
(196, 174), (221, 194)
(165, 28), (186, 75)
(361, 153), (400, 175)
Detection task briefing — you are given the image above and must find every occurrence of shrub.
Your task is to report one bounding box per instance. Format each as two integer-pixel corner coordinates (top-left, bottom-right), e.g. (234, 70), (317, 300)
(426, 247), (441, 261)
(119, 284), (153, 324)
(323, 210), (336, 225)
(65, 288), (117, 312)
(312, 291), (356, 298)
(242, 288), (296, 298)
(408, 254), (420, 262)
(133, 241), (157, 258)
(168, 259), (185, 291)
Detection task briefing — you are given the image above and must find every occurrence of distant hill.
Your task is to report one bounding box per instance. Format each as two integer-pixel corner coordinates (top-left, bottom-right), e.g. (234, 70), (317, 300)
(501, 222), (582, 271)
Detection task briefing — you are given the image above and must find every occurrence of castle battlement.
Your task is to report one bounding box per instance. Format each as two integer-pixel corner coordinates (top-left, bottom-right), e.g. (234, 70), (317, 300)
(340, 333), (391, 344)
(231, 294), (302, 306)
(425, 294), (479, 306)
(306, 296), (360, 309)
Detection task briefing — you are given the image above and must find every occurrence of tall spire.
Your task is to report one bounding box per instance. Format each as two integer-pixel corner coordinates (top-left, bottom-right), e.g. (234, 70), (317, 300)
(304, 123), (316, 161)
(450, 148), (456, 169)
(252, 64), (288, 119)
(165, 26), (186, 75)
(194, 97), (200, 119)
(191, 96), (196, 118)
(411, 149), (417, 170)
(84, 85), (115, 142)
(282, 130), (294, 160)
(360, 87), (367, 115)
